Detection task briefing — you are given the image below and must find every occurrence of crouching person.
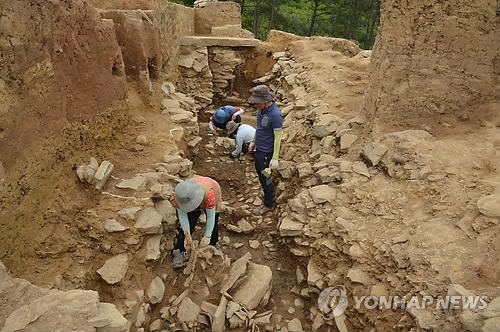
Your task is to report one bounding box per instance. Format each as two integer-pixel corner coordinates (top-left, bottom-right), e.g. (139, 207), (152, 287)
(172, 177), (222, 268)
(226, 121), (256, 159)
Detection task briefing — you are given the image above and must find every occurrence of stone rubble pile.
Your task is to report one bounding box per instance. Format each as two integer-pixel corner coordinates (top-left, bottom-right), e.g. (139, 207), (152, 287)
(152, 250), (276, 332)
(176, 43), (253, 108)
(76, 157), (114, 190)
(251, 46), (500, 332)
(0, 262), (127, 332)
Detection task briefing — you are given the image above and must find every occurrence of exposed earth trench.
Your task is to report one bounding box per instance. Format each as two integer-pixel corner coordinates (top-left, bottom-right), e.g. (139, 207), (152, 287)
(0, 0), (499, 330)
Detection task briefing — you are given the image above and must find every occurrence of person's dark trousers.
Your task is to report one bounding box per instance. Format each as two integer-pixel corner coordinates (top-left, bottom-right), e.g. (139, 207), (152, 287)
(255, 150), (274, 207)
(174, 208), (220, 252)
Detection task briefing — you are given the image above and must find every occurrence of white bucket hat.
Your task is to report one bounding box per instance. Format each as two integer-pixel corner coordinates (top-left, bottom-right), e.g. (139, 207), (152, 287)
(175, 179), (204, 212)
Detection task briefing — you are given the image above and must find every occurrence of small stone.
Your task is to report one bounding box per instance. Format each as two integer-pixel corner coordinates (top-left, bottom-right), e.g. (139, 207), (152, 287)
(294, 298), (305, 308)
(340, 134), (358, 150)
(253, 197), (263, 206)
(249, 240), (260, 249)
(118, 207), (141, 220)
(296, 266), (306, 284)
(104, 219), (129, 232)
(233, 242), (245, 248)
(237, 219), (255, 233)
(361, 143), (388, 166)
(146, 235), (163, 261)
(149, 319), (162, 331)
(147, 277), (165, 304)
(97, 254), (129, 284)
(136, 135), (148, 145)
(226, 224), (242, 233)
(288, 318), (303, 331)
(94, 161), (114, 190)
(352, 161), (371, 178)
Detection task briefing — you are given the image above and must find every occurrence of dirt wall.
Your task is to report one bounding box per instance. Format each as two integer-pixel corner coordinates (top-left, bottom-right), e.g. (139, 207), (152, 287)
(0, 0), (128, 172)
(194, 1), (241, 35)
(361, 0), (500, 134)
(153, 1), (196, 82)
(85, 0), (154, 10)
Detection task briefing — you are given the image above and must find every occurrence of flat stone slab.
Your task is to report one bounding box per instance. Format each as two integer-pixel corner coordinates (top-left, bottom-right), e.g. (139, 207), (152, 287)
(180, 36), (259, 47)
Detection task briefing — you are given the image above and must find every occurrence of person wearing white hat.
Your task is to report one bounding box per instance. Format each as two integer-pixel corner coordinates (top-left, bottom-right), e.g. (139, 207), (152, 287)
(171, 177), (222, 268)
(208, 105), (245, 135)
(247, 85), (283, 216)
(226, 121), (256, 159)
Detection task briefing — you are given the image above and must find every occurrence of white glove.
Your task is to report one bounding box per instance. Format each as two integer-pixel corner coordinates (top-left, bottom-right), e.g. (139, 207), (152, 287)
(249, 142), (255, 152)
(200, 236), (211, 248)
(270, 159), (279, 169)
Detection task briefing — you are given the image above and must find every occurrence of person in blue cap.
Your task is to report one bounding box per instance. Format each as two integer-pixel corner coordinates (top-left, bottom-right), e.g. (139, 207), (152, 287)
(208, 105), (245, 135)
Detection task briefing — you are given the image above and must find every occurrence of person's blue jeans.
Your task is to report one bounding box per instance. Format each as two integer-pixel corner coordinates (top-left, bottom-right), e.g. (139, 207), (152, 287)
(255, 150), (274, 207)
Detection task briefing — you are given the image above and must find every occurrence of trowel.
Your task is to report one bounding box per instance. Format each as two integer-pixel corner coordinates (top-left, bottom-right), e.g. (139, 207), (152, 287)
(262, 167), (272, 178)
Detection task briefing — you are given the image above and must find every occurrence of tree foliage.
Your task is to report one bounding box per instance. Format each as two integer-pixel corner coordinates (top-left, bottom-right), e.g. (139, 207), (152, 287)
(169, 0), (380, 49)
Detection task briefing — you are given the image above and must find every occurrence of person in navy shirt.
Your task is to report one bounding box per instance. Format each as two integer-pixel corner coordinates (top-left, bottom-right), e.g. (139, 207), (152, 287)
(247, 85), (283, 216)
(208, 105), (244, 135)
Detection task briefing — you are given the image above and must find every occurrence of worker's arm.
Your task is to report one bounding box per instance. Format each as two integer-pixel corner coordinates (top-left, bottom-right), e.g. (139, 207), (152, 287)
(231, 134), (244, 157)
(272, 129), (282, 160)
(177, 209), (191, 235)
(208, 118), (215, 132)
(205, 207), (216, 237)
(233, 108), (244, 117)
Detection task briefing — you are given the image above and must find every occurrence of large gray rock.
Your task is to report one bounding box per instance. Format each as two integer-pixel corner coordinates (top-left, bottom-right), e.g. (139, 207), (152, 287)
(116, 176), (147, 191)
(212, 296), (227, 332)
(177, 297), (200, 323)
(279, 217), (304, 237)
(312, 114), (337, 138)
(97, 254), (129, 285)
(308, 185), (337, 204)
(154, 200), (177, 227)
(221, 253), (251, 293)
(161, 98), (181, 110)
(135, 208), (163, 234)
(93, 303), (128, 332)
(147, 277), (165, 304)
(361, 143), (388, 166)
(146, 235), (163, 261)
(297, 163), (314, 178)
(477, 195), (500, 217)
(233, 262), (272, 310)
